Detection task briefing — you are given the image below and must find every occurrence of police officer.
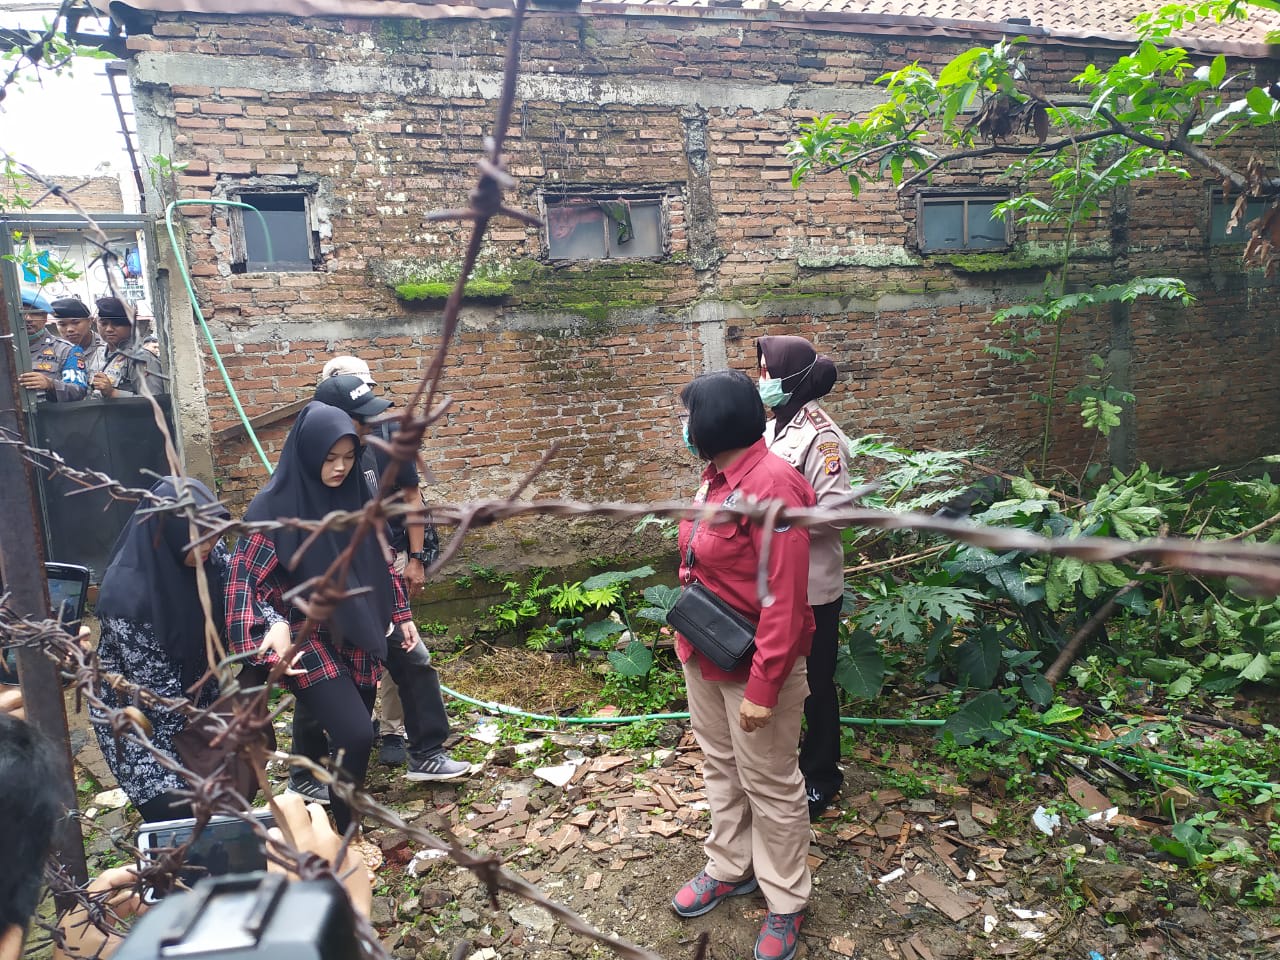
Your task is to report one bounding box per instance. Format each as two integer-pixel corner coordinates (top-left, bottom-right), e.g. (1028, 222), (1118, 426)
(53, 297), (107, 380)
(17, 297), (88, 402)
(91, 297), (165, 398)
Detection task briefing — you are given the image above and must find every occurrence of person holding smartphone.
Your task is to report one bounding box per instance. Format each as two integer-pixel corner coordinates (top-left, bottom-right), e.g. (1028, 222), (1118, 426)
(225, 402), (417, 834)
(92, 477), (292, 823)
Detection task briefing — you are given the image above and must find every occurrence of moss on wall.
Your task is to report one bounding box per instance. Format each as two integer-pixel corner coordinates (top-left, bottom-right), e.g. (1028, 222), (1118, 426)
(933, 251), (1063, 273)
(389, 257), (680, 313)
(395, 279), (513, 302)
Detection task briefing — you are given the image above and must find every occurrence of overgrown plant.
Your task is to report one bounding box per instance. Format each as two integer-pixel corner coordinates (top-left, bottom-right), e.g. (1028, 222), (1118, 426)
(786, 4), (1280, 465)
(836, 436), (1280, 755)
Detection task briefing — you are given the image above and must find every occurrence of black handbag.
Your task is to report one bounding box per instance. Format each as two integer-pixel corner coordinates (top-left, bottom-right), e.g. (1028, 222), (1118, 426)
(666, 514), (757, 672)
(668, 582), (757, 672)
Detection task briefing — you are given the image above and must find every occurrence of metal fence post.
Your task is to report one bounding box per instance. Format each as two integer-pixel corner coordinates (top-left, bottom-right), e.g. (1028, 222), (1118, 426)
(0, 289), (89, 891)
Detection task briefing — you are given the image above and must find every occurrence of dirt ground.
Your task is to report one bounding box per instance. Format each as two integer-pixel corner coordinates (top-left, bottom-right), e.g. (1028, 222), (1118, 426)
(67, 679), (1280, 960)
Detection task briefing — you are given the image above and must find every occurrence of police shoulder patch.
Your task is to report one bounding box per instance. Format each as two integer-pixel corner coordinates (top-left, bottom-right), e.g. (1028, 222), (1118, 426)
(807, 406), (835, 429)
(824, 454), (842, 476)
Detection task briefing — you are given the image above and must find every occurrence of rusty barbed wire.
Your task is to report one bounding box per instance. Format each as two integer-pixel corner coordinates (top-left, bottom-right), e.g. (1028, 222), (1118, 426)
(4, 3), (671, 959)
(5, 6), (1273, 960)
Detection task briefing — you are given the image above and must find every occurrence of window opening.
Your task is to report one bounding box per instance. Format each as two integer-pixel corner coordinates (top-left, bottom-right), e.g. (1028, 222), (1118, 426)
(1209, 190), (1273, 245)
(235, 192), (315, 272)
(545, 195), (663, 260)
(918, 194), (1009, 253)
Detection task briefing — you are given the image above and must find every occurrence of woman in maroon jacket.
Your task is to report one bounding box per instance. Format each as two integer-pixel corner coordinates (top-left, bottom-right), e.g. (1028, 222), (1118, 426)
(669, 369), (816, 960)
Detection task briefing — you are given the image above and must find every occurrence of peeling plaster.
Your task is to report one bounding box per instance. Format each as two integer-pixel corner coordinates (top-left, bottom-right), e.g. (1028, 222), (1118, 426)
(131, 54), (883, 114)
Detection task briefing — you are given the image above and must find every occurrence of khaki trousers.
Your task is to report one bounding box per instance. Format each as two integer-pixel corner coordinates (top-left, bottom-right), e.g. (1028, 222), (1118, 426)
(376, 551), (408, 737)
(683, 658), (812, 915)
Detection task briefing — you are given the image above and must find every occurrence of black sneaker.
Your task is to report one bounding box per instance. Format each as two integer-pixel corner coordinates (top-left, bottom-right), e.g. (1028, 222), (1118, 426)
(286, 772), (331, 805)
(378, 733), (408, 766)
(404, 752), (471, 782)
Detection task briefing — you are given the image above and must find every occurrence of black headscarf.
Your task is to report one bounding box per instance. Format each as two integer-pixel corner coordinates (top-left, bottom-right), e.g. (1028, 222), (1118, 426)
(244, 401), (393, 661)
(95, 477), (230, 690)
(756, 335), (839, 432)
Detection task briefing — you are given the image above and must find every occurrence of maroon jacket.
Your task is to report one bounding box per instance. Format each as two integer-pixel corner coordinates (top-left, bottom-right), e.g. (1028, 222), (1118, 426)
(677, 438), (816, 707)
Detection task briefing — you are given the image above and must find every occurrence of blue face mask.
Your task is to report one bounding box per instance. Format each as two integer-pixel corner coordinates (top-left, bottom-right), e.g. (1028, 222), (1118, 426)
(682, 421), (701, 459)
(757, 377), (791, 409)
(758, 357), (818, 409)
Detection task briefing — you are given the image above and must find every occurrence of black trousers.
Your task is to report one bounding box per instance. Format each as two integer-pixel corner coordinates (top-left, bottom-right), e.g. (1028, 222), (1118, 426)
(294, 639), (450, 763)
(380, 638), (452, 762)
(292, 678), (377, 833)
(799, 598), (845, 797)
(138, 792), (194, 823)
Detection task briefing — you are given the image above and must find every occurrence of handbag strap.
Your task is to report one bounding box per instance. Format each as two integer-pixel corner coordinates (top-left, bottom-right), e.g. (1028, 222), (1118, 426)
(683, 513), (710, 584)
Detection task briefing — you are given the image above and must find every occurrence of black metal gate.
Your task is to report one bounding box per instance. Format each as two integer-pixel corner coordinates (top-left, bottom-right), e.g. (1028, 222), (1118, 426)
(1, 213), (172, 581)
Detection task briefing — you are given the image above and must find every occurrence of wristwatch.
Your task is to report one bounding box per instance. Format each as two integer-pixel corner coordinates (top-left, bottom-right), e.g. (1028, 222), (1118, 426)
(407, 550), (431, 563)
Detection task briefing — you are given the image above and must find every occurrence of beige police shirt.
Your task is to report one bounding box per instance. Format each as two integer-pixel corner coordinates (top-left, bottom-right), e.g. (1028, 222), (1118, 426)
(764, 401), (853, 605)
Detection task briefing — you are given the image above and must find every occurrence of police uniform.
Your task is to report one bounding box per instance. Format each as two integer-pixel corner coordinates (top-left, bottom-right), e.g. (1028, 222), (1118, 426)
(764, 401), (853, 605)
(81, 332), (108, 381)
(98, 337), (166, 397)
(765, 399), (853, 814)
(28, 331), (88, 402)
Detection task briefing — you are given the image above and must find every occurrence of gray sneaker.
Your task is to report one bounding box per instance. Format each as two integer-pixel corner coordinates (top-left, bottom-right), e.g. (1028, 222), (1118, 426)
(286, 772), (331, 805)
(404, 752), (471, 782)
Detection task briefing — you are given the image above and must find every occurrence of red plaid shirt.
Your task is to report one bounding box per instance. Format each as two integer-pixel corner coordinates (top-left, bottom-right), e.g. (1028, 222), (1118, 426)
(225, 532), (411, 691)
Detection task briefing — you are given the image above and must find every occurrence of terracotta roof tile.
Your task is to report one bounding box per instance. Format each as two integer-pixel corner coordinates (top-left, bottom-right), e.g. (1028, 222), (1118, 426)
(96, 0), (1280, 53)
(591, 0), (1280, 48)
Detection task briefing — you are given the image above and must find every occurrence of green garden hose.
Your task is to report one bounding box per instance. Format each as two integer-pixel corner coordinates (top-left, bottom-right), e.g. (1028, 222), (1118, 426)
(161, 201), (1278, 799)
(164, 199), (275, 473)
(439, 684), (1279, 793)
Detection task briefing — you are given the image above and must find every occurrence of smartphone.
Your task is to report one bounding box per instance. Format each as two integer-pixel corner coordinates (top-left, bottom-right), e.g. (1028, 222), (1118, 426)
(137, 810), (276, 902)
(46, 563), (91, 632)
(0, 563), (90, 685)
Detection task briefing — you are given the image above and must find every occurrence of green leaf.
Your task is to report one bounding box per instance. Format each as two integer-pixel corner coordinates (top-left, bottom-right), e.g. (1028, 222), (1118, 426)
(1010, 476), (1038, 499)
(1239, 652), (1270, 682)
(1041, 702), (1083, 724)
(607, 641), (653, 677)
(1022, 673), (1054, 706)
(1247, 85), (1276, 117)
(1209, 54), (1226, 88)
(582, 619), (626, 646)
(582, 565), (655, 590)
(834, 643), (888, 700)
(1167, 674), (1196, 698)
(938, 47), (983, 86)
(942, 691), (1011, 746)
(642, 584), (682, 615)
(956, 627), (1003, 687)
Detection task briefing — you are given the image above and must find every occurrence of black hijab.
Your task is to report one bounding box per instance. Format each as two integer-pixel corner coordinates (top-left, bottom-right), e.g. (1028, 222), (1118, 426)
(244, 401), (393, 660)
(96, 477), (230, 689)
(757, 335), (839, 432)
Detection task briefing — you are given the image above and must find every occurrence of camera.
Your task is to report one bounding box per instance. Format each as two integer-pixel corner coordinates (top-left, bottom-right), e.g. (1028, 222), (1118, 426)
(114, 872), (360, 960)
(137, 811), (276, 902)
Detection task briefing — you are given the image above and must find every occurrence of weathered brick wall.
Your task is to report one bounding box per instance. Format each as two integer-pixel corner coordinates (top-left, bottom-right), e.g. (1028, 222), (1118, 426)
(13, 174), (124, 212)
(125, 9), (1280, 564)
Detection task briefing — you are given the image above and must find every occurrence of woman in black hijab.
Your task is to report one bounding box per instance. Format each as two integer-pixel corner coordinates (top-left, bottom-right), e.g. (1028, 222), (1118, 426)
(226, 402), (413, 833)
(93, 477), (286, 821)
(756, 335), (854, 821)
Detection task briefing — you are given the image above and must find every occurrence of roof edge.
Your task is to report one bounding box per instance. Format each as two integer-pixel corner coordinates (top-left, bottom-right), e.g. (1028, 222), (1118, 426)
(95, 0), (1280, 59)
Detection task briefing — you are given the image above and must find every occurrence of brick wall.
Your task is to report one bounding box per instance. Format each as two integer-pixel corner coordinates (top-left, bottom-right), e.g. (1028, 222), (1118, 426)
(125, 9), (1280, 565)
(13, 174), (124, 212)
